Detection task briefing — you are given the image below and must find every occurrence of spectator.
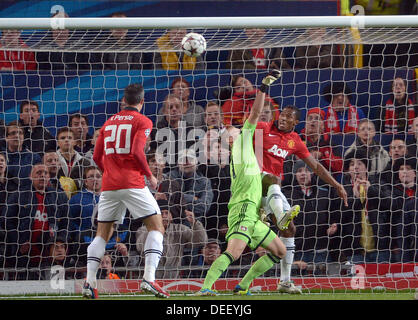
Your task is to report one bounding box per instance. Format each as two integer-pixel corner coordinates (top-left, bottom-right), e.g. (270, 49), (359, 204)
(155, 28), (205, 70)
(389, 158), (417, 262)
(282, 160), (339, 267)
(344, 119), (391, 176)
(56, 127), (91, 197)
(322, 81), (365, 134)
(226, 28), (291, 70)
(190, 239), (223, 278)
(1, 121), (41, 190)
(136, 199), (208, 279)
(168, 149), (214, 219)
(99, 12), (153, 70)
(355, 1), (417, 68)
(97, 253), (121, 280)
(259, 100), (276, 123)
(157, 79), (205, 129)
(336, 150), (392, 263)
(84, 128), (101, 166)
(294, 28), (342, 69)
(380, 138), (408, 185)
(204, 100), (227, 132)
(156, 94), (184, 130)
(69, 165), (132, 269)
(170, 77), (205, 127)
(379, 77), (416, 134)
(0, 151), (18, 202)
(3, 163), (69, 279)
(42, 150), (75, 198)
(153, 94), (196, 167)
(146, 151), (169, 194)
(0, 119), (5, 150)
(68, 166), (101, 261)
(199, 128), (231, 238)
(18, 100), (56, 156)
(354, 0), (400, 15)
(36, 11), (92, 71)
(407, 116), (418, 158)
(69, 114), (94, 156)
(0, 29), (36, 71)
(40, 235), (78, 280)
(221, 74), (278, 127)
(301, 107), (344, 178)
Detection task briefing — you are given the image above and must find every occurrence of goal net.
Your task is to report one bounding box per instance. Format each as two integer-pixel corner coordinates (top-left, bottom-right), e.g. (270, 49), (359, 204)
(0, 15), (417, 297)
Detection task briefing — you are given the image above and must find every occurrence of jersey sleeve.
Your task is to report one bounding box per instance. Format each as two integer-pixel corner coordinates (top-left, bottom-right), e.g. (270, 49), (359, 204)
(242, 119), (257, 143)
(93, 128), (105, 172)
(256, 121), (270, 131)
(131, 118), (153, 178)
(294, 135), (311, 160)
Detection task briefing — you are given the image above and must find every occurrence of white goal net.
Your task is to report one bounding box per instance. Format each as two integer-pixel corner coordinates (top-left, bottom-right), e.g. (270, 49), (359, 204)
(0, 15), (417, 296)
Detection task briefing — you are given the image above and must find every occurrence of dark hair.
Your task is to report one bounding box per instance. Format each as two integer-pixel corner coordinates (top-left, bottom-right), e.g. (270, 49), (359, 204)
(170, 77), (191, 90)
(69, 113), (89, 127)
(282, 105), (301, 121)
(124, 83), (145, 106)
(6, 120), (23, 136)
(344, 149), (369, 172)
(83, 165), (100, 180)
(322, 81), (353, 104)
(20, 100), (39, 114)
(56, 126), (73, 138)
(231, 74), (246, 88)
(110, 12), (127, 18)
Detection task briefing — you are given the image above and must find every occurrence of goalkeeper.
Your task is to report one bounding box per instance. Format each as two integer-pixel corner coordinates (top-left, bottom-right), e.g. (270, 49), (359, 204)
(197, 70), (287, 296)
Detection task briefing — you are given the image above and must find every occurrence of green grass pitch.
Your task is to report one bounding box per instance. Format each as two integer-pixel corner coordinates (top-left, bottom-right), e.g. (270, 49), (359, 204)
(3, 289), (416, 300)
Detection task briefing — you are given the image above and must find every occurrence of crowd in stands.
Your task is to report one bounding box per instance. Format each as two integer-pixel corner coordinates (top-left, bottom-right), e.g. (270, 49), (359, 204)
(0, 12), (417, 281)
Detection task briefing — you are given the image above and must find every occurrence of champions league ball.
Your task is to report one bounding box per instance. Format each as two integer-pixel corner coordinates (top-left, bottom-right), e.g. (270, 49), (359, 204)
(181, 32), (206, 57)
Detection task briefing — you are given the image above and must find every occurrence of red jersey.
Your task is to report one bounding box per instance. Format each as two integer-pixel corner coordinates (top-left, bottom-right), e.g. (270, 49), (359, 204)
(256, 121), (311, 179)
(93, 107), (153, 191)
(0, 42), (37, 71)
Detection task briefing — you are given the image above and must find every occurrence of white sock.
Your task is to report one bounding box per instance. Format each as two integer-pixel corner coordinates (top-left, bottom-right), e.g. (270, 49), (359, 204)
(267, 184), (284, 222)
(86, 236), (107, 288)
(280, 237), (295, 283)
(261, 196), (272, 215)
(143, 230), (164, 283)
(279, 191), (291, 212)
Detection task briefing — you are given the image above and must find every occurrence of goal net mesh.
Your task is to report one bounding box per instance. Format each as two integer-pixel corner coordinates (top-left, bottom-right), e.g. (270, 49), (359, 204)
(0, 22), (417, 295)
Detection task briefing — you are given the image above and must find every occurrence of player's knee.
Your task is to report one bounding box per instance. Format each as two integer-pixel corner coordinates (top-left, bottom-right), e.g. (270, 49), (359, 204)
(225, 250), (240, 262)
(270, 247), (286, 259)
(144, 214), (165, 234)
(262, 174), (281, 195)
(148, 224), (165, 235)
(262, 174), (281, 186)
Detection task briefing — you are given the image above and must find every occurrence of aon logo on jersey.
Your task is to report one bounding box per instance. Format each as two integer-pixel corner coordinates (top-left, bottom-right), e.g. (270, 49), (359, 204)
(268, 145), (289, 158)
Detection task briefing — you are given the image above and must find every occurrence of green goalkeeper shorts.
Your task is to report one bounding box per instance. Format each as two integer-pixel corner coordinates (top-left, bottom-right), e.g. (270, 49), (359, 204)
(226, 201), (276, 251)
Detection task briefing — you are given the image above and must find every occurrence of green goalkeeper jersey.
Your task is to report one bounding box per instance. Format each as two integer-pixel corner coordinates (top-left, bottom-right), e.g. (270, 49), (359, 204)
(228, 120), (262, 210)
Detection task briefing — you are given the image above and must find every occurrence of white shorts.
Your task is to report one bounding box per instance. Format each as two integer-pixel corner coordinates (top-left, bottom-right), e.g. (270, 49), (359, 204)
(97, 187), (161, 224)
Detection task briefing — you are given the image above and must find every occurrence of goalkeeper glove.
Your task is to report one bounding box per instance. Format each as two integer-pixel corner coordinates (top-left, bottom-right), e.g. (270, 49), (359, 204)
(259, 209), (271, 227)
(260, 69), (282, 93)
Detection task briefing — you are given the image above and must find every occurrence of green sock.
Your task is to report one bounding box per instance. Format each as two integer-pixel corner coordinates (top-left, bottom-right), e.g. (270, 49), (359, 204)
(202, 252), (234, 290)
(239, 254), (279, 290)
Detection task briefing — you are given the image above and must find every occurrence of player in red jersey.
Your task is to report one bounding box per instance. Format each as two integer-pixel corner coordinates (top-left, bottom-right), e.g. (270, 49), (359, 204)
(83, 84), (169, 299)
(256, 105), (348, 293)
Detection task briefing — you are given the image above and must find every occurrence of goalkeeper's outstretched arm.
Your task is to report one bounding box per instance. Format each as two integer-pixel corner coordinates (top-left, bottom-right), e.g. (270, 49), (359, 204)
(247, 69), (281, 125)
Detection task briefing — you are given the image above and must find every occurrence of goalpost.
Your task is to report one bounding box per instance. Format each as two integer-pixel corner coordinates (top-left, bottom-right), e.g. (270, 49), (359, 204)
(0, 15), (417, 297)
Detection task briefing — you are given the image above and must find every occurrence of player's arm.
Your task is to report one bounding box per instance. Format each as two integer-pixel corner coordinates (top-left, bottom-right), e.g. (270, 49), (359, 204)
(93, 130), (105, 172)
(302, 155), (348, 207)
(247, 70), (282, 125)
(131, 124), (155, 184)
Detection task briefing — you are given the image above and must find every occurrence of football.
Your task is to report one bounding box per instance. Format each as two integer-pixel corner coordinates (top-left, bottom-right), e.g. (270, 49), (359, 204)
(181, 32), (206, 57)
